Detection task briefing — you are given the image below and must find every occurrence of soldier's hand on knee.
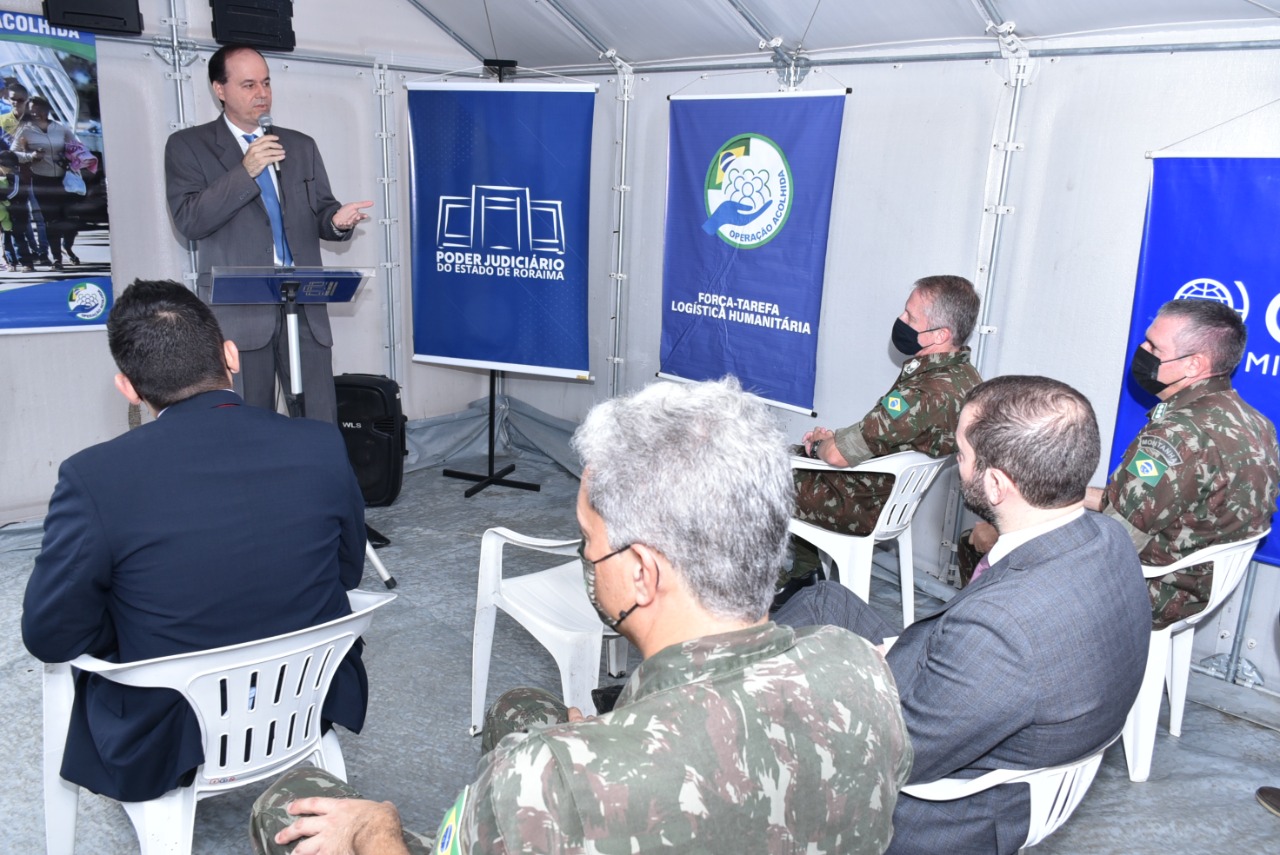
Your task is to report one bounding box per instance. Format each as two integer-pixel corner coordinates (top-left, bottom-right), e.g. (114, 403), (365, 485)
(275, 797), (410, 855)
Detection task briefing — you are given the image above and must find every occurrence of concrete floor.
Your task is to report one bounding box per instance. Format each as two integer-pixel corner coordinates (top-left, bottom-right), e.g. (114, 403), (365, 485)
(3, 454), (1279, 853)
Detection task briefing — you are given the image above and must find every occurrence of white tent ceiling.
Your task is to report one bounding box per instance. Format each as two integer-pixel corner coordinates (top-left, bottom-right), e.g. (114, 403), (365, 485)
(405, 0), (1280, 73)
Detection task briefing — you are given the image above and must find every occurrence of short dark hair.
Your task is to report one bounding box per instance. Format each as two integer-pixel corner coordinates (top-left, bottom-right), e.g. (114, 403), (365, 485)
(107, 280), (230, 410)
(27, 95), (51, 118)
(208, 44), (265, 104)
(963, 375), (1099, 509)
(914, 275), (980, 345)
(1158, 299), (1248, 375)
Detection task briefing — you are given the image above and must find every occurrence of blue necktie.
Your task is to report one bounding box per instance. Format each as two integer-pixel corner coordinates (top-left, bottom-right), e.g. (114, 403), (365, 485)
(243, 133), (293, 266)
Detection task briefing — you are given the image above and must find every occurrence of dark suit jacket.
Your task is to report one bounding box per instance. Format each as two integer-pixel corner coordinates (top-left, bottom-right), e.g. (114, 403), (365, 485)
(163, 117), (352, 350)
(885, 512), (1150, 855)
(22, 390), (368, 802)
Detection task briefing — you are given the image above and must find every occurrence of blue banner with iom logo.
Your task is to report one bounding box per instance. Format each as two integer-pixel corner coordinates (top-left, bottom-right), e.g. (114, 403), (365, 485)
(1115, 157), (1280, 565)
(660, 92), (845, 412)
(405, 83), (593, 379)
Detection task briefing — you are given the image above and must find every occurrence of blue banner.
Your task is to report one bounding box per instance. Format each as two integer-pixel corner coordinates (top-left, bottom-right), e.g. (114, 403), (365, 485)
(660, 93), (845, 411)
(1115, 157), (1280, 565)
(0, 277), (111, 332)
(405, 84), (593, 379)
(0, 9), (113, 333)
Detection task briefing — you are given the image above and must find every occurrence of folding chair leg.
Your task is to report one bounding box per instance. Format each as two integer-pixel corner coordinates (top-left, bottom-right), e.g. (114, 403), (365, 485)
(552, 635), (604, 716)
(318, 729), (347, 781)
(123, 786), (199, 855)
(1122, 629), (1170, 782)
(1166, 626), (1195, 738)
(606, 635), (629, 677)
(42, 664), (78, 855)
(470, 603), (498, 735)
(897, 527), (916, 628)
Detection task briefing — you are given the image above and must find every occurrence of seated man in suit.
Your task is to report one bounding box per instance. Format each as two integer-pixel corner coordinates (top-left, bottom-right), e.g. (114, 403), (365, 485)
(776, 375), (1151, 854)
(966, 299), (1279, 627)
(250, 377), (912, 855)
(22, 279), (369, 803)
(780, 275), (982, 599)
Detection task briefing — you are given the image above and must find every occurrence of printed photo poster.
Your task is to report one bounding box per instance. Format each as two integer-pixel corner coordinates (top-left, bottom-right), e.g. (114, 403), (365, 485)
(661, 92), (845, 412)
(1115, 157), (1280, 565)
(406, 83), (593, 379)
(0, 10), (111, 334)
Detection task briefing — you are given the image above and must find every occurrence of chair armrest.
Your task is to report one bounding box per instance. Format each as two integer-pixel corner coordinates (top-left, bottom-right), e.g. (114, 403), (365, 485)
(791, 450), (940, 479)
(482, 526), (581, 557)
(790, 454), (840, 472)
(901, 767), (1031, 801)
(1139, 528), (1269, 579)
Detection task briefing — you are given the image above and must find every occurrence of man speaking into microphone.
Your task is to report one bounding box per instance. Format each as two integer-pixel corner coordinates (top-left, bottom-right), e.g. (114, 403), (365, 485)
(165, 44), (372, 424)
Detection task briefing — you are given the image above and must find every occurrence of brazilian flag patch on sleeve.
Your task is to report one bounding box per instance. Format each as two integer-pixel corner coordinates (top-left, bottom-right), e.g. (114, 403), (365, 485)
(1125, 450), (1168, 486)
(880, 392), (911, 419)
(436, 786), (469, 854)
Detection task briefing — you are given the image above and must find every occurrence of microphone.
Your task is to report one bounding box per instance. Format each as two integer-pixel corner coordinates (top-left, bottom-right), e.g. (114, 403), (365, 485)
(257, 114), (280, 177)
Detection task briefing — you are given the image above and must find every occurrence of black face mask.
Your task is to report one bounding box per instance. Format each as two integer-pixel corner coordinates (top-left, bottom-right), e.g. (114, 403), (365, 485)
(1130, 347), (1192, 396)
(892, 318), (941, 356)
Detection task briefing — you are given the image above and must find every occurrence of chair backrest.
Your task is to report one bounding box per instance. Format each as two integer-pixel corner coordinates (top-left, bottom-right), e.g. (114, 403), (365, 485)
(69, 589), (395, 794)
(1142, 529), (1268, 629)
(859, 451), (950, 541)
(1021, 746), (1108, 847)
(901, 733), (1115, 849)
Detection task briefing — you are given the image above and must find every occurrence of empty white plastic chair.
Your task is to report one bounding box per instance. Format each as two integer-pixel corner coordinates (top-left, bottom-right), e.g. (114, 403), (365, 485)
(471, 527), (627, 735)
(1121, 530), (1267, 782)
(790, 450), (949, 627)
(42, 589), (396, 855)
(901, 734), (1117, 850)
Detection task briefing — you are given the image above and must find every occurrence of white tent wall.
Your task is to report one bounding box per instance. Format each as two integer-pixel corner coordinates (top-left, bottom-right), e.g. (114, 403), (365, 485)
(0, 0), (482, 522)
(4, 1), (1280, 685)
(509, 46), (1280, 687)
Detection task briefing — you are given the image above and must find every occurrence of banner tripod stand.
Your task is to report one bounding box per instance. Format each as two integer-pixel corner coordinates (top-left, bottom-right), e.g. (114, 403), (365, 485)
(444, 370), (541, 498)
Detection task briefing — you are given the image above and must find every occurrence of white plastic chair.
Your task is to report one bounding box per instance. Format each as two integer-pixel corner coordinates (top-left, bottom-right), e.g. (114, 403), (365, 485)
(42, 589), (396, 855)
(901, 734), (1117, 851)
(1121, 530), (1267, 782)
(471, 527), (627, 735)
(790, 450), (949, 627)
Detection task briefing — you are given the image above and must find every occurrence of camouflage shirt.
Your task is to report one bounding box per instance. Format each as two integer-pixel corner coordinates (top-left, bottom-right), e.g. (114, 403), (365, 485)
(1102, 376), (1279, 628)
(449, 623), (912, 854)
(793, 348), (981, 538)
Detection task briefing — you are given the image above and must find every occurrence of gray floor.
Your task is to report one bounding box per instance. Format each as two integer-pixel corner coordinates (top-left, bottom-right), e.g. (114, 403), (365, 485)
(3, 454), (1279, 853)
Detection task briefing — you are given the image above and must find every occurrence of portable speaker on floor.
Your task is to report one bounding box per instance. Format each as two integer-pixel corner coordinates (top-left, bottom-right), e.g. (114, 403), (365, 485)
(335, 374), (406, 507)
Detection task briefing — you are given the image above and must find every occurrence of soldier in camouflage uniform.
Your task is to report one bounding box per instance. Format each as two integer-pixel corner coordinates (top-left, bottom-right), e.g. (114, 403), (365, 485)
(251, 378), (913, 855)
(776, 376), (1152, 854)
(1091, 299), (1279, 629)
(783, 276), (981, 589)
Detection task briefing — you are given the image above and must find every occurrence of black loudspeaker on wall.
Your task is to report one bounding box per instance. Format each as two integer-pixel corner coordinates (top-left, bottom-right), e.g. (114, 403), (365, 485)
(335, 374), (407, 507)
(42, 0), (143, 34)
(210, 0), (295, 52)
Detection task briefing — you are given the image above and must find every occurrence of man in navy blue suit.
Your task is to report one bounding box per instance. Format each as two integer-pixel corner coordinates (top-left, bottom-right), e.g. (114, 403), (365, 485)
(22, 279), (370, 802)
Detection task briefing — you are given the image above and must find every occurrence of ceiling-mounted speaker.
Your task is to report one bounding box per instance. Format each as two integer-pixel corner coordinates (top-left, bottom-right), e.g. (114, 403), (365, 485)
(210, 0), (295, 52)
(42, 0), (143, 35)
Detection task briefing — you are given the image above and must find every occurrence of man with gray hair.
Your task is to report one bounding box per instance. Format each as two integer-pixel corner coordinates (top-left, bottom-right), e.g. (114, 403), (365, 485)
(783, 275), (981, 597)
(777, 375), (1151, 854)
(251, 377), (913, 855)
